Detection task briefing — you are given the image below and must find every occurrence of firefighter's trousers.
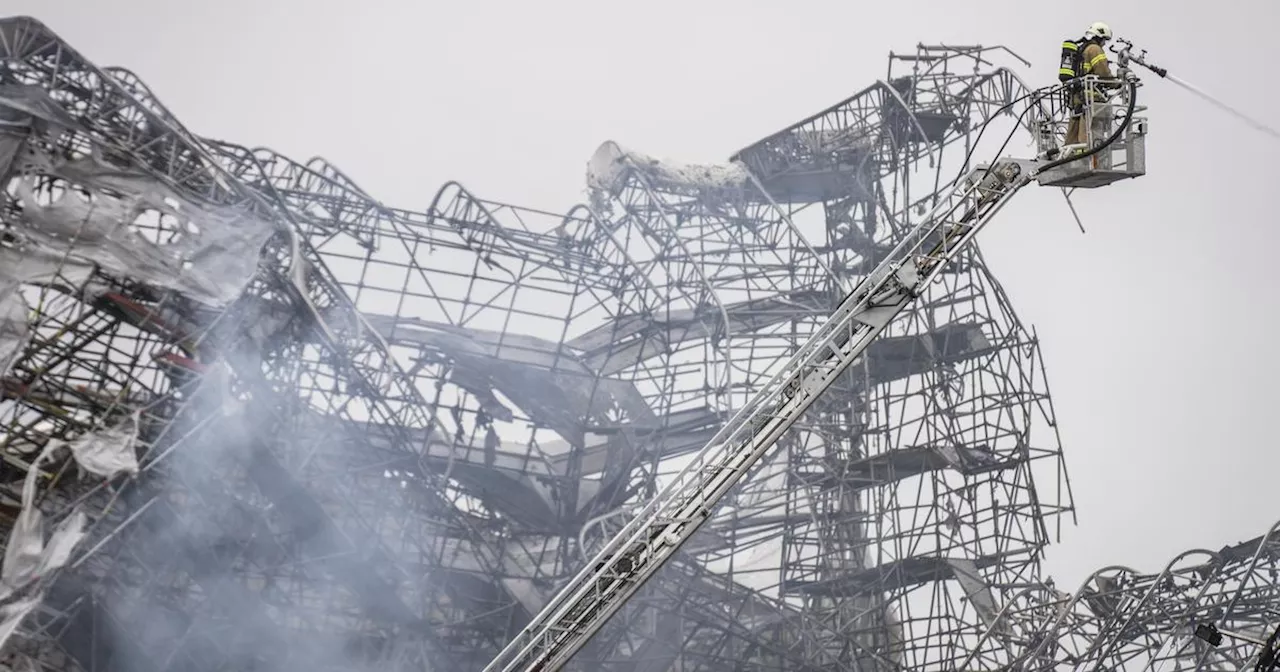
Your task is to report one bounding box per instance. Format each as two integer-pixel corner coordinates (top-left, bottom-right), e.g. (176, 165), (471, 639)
(1064, 101), (1114, 168)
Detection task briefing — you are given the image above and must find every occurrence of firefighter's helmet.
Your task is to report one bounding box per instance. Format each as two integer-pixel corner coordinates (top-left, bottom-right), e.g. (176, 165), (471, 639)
(1084, 21), (1113, 42)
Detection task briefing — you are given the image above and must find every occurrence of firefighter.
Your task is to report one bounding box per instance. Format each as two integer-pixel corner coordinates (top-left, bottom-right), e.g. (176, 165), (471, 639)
(1064, 21), (1117, 152)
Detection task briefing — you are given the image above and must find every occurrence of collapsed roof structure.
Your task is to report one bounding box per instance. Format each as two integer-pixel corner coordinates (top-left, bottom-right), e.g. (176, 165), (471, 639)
(0, 15), (1275, 672)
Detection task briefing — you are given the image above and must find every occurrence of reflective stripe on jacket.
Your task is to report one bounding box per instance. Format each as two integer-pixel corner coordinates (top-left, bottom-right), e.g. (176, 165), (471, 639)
(1082, 42), (1112, 77)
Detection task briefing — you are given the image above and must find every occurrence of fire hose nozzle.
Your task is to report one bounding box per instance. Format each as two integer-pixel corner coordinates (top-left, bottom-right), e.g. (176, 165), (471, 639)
(1110, 38), (1169, 78)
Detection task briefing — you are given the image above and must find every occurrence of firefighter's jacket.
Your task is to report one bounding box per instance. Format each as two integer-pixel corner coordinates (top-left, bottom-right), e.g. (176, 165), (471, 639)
(1072, 40), (1115, 107)
(1081, 41), (1113, 78)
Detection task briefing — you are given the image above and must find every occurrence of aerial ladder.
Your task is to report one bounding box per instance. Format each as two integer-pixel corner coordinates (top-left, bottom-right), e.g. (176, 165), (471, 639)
(483, 68), (1148, 672)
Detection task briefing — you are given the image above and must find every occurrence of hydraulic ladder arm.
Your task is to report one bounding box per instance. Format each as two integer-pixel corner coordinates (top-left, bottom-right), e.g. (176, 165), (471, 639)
(482, 158), (1037, 672)
(485, 74), (1145, 671)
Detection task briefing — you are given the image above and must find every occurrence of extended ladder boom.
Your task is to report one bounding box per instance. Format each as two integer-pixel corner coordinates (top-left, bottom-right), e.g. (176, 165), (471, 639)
(483, 158), (1036, 672)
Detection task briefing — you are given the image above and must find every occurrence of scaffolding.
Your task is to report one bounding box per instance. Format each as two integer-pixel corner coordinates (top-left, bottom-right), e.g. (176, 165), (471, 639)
(0, 15), (1274, 672)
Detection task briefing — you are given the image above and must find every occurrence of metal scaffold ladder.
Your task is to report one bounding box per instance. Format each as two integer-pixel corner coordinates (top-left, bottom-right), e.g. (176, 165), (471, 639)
(485, 75), (1146, 672)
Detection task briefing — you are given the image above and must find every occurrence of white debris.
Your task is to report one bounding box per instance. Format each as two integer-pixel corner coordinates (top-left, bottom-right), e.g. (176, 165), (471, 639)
(13, 181), (266, 307)
(3, 441), (90, 588)
(0, 439), (90, 653)
(0, 598), (41, 660)
(0, 409), (134, 652)
(0, 504), (43, 591)
(586, 141), (753, 197)
(1, 84), (274, 313)
(7, 148), (274, 309)
(947, 558), (1001, 631)
(65, 412), (141, 479)
(0, 288), (25, 382)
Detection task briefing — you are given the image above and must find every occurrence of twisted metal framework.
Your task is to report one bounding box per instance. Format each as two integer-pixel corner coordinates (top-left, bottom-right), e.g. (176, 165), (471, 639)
(971, 520), (1280, 671)
(0, 14), (1273, 672)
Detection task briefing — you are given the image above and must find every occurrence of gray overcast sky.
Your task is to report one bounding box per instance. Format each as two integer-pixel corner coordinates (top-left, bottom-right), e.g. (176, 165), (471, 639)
(10, 0), (1278, 586)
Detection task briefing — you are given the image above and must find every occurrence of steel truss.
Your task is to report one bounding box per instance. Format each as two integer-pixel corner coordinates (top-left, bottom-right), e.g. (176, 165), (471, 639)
(0, 14), (1272, 672)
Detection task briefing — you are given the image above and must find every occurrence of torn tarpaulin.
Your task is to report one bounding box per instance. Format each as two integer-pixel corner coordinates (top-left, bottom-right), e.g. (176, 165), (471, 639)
(10, 150), (275, 308)
(0, 405), (136, 653)
(0, 84), (274, 311)
(0, 438), (90, 654)
(0, 597), (40, 662)
(64, 412), (141, 480)
(3, 440), (90, 587)
(0, 287), (24, 382)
